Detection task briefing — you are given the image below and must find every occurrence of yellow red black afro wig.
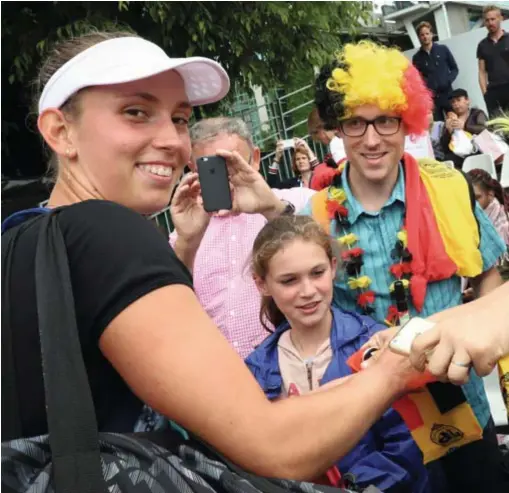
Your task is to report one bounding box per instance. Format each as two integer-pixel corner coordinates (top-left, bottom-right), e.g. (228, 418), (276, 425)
(315, 41), (433, 137)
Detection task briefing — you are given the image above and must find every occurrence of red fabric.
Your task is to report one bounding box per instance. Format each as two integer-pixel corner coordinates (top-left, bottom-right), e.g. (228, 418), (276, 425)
(386, 305), (400, 325)
(402, 153), (457, 311)
(347, 348), (364, 373)
(326, 465), (342, 487)
(310, 163), (337, 191)
(392, 396), (424, 431)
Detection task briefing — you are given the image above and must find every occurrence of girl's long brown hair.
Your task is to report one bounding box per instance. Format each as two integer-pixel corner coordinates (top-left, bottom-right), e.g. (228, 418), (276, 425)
(251, 215), (337, 332)
(467, 168), (508, 213)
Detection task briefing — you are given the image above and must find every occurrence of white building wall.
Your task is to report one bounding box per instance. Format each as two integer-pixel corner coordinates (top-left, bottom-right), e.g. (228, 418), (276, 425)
(445, 3), (470, 36)
(433, 4), (451, 40)
(405, 19), (509, 114)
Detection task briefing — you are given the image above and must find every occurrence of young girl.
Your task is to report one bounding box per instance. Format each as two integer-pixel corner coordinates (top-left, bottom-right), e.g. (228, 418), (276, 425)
(246, 215), (430, 493)
(467, 169), (509, 264)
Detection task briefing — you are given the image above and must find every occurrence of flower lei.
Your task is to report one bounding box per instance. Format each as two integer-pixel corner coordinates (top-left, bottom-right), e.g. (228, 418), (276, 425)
(327, 170), (414, 326)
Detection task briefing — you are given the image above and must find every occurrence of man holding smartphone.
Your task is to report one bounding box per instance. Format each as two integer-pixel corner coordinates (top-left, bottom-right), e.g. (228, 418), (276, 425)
(169, 117), (315, 359)
(302, 41), (507, 493)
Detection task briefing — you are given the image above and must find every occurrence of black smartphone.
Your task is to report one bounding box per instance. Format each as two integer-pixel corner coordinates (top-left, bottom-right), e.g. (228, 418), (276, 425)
(196, 155), (233, 212)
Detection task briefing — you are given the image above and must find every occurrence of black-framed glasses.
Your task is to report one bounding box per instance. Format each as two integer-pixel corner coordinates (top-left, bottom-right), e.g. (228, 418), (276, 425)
(339, 116), (402, 137)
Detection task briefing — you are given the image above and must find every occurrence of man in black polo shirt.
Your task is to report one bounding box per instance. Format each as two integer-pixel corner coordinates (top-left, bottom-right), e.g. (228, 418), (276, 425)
(413, 21), (459, 121)
(477, 4), (509, 117)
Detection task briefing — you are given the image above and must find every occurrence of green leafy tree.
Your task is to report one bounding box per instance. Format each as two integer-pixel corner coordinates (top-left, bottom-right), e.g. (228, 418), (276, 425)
(2, 1), (372, 177)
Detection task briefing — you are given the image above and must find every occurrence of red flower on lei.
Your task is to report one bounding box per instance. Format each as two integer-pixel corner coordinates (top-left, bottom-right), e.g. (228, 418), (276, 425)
(326, 200), (348, 219)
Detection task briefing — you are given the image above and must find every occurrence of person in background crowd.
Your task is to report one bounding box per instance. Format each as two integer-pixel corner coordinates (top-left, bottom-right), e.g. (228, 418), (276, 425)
(3, 31), (432, 482)
(477, 4), (509, 117)
(304, 40), (507, 493)
(170, 117), (315, 358)
(268, 138), (318, 189)
(412, 21), (459, 121)
(467, 168), (509, 263)
(245, 215), (431, 493)
(307, 107), (346, 190)
(486, 113), (509, 215)
(440, 89), (487, 169)
(308, 107), (345, 162)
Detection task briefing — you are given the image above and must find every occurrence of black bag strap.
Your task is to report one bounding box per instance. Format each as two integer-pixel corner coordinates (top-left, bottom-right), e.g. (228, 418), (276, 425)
(35, 211), (107, 493)
(1, 222), (31, 439)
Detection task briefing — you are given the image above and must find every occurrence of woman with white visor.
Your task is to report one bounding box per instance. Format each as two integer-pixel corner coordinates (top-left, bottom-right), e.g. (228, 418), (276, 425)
(2, 31), (422, 481)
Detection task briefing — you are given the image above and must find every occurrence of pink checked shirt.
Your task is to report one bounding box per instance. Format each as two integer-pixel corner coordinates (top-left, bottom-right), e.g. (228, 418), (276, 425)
(169, 188), (315, 359)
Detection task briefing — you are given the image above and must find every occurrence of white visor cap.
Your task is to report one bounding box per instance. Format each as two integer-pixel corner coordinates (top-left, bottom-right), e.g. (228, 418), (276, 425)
(38, 37), (230, 113)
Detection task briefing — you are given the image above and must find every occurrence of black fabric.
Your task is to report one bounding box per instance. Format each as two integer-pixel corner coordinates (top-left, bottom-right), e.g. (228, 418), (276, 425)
(35, 211), (106, 492)
(2, 200), (193, 439)
(0, 218), (39, 440)
(484, 82), (509, 118)
(477, 32), (509, 88)
(426, 382), (466, 414)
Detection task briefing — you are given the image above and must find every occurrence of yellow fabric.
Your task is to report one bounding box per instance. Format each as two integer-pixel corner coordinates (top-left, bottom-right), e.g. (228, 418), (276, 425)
(310, 160), (482, 277)
(417, 158), (482, 277)
(312, 189), (331, 234)
(498, 355), (509, 420)
(406, 390), (483, 464)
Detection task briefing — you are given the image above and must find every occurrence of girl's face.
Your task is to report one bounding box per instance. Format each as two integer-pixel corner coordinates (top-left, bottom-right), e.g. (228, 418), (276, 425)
(473, 183), (494, 210)
(57, 70), (192, 214)
(256, 239), (336, 330)
(294, 150), (311, 173)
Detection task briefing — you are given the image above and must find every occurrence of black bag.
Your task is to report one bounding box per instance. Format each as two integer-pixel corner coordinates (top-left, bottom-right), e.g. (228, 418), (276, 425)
(1, 210), (379, 493)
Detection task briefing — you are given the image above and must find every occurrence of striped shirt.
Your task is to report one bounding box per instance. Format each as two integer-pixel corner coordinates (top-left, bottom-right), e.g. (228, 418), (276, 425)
(301, 163), (506, 428)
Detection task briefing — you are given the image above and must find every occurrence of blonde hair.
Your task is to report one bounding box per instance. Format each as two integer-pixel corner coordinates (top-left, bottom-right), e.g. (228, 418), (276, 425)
(251, 215), (337, 332)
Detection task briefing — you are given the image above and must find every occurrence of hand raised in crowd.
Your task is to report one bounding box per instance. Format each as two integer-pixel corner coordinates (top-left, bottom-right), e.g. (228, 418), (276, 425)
(294, 138), (316, 159)
(216, 149), (284, 220)
(170, 172), (211, 247)
(275, 140), (284, 163)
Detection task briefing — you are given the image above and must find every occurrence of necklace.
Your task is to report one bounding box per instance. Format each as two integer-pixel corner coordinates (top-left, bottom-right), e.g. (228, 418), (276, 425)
(326, 166), (413, 326)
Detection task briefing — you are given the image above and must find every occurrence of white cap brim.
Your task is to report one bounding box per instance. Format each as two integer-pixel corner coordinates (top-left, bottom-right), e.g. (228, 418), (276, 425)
(38, 37), (230, 113)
